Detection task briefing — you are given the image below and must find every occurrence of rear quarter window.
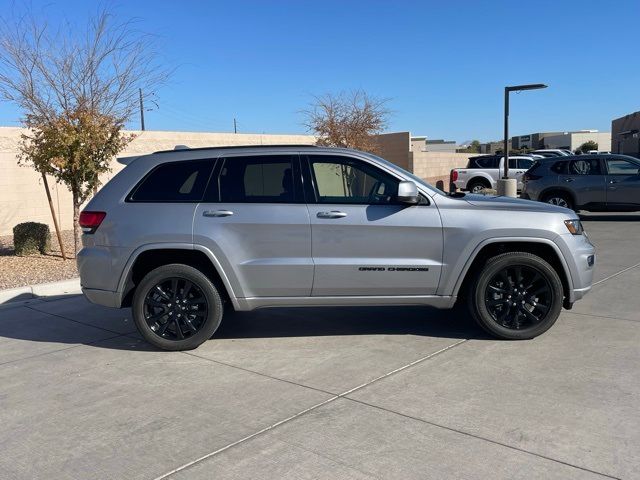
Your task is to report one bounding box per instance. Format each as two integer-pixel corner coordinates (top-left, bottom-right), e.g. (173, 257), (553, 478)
(550, 161), (567, 174)
(128, 160), (214, 202)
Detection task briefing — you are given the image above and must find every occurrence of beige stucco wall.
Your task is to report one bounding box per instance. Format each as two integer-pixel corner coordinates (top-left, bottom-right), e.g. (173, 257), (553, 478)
(0, 127), (470, 236)
(0, 127), (316, 235)
(411, 151), (474, 190)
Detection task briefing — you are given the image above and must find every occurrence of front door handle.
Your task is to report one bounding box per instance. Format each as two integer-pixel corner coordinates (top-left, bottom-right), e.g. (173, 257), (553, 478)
(564, 178), (575, 183)
(203, 210), (234, 217)
(609, 179), (618, 184)
(317, 211), (347, 219)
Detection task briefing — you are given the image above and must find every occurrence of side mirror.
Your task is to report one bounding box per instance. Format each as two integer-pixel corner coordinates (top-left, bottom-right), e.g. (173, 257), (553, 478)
(396, 181), (419, 205)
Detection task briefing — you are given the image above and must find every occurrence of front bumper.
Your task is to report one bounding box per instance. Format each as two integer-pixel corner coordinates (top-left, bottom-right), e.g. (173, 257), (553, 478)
(557, 232), (596, 304)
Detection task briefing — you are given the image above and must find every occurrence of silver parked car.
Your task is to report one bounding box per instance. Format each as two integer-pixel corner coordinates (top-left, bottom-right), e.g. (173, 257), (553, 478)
(78, 145), (595, 350)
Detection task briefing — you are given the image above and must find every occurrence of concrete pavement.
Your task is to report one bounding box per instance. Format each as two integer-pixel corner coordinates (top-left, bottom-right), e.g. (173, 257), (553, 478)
(0, 212), (637, 479)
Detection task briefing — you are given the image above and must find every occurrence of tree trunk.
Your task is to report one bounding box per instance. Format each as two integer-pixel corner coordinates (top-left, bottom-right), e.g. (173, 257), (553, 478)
(72, 197), (81, 256)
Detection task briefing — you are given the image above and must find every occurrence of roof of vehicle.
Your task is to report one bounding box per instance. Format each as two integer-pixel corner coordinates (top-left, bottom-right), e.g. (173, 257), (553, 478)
(533, 153), (640, 164)
(152, 144), (319, 154)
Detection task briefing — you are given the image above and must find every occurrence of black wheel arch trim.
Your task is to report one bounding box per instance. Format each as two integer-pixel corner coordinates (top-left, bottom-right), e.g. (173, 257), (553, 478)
(449, 237), (573, 303)
(116, 243), (239, 310)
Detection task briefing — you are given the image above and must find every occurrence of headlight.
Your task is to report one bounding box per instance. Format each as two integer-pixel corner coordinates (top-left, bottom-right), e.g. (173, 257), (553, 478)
(564, 219), (584, 235)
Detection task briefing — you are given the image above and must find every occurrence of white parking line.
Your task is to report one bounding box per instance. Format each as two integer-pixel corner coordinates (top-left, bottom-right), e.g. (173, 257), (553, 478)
(152, 339), (467, 480)
(593, 261), (640, 286)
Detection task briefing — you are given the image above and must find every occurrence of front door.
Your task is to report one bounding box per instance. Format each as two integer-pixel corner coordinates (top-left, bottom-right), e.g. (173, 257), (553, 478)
(194, 154), (313, 298)
(303, 154), (443, 296)
(604, 157), (640, 209)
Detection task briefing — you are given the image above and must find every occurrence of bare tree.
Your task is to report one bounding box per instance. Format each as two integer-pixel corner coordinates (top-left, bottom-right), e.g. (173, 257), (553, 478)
(302, 90), (390, 153)
(0, 7), (169, 253)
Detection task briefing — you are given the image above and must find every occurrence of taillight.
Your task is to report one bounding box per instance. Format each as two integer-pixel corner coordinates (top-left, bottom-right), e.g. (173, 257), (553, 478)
(522, 172), (542, 183)
(79, 211), (106, 233)
(450, 170), (459, 182)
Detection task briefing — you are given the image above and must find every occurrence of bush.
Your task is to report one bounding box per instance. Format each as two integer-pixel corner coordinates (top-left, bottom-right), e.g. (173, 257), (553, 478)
(13, 222), (51, 255)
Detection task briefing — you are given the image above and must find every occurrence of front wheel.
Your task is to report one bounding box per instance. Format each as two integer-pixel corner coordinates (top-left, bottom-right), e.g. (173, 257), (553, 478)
(132, 264), (223, 351)
(467, 252), (563, 340)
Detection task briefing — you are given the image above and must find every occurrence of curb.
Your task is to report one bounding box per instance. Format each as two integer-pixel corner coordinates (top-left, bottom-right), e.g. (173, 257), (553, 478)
(0, 277), (82, 308)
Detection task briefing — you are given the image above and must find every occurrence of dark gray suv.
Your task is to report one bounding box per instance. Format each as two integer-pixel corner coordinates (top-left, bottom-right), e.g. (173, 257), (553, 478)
(521, 154), (640, 211)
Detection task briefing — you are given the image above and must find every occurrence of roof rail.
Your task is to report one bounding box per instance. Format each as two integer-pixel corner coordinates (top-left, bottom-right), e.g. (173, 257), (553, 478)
(152, 144), (318, 154)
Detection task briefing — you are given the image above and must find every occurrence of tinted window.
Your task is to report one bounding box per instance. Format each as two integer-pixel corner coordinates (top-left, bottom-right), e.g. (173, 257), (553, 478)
(568, 159), (601, 175)
(475, 157), (500, 168)
(550, 161), (567, 174)
(216, 155), (298, 203)
(130, 160), (214, 202)
(518, 158), (535, 169)
(606, 158), (640, 175)
(309, 156), (399, 204)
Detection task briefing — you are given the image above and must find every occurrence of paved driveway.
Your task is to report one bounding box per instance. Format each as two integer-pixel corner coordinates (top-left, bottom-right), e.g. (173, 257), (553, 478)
(0, 213), (638, 479)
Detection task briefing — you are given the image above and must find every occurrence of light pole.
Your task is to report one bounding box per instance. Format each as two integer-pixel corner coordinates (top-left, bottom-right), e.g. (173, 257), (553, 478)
(499, 83), (548, 197)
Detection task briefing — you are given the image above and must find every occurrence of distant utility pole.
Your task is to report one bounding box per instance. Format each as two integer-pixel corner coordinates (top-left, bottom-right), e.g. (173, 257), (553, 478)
(139, 88), (145, 131)
(233, 118), (237, 134)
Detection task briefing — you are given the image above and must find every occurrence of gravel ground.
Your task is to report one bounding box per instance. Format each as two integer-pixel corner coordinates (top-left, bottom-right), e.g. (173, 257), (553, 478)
(0, 230), (78, 290)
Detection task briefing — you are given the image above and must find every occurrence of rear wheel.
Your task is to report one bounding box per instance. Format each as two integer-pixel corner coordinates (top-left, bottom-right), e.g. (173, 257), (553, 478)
(132, 264), (223, 351)
(543, 192), (573, 210)
(467, 252), (563, 340)
(467, 179), (491, 194)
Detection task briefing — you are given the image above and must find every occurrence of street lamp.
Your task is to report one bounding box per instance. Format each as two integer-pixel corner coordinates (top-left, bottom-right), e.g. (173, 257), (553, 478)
(500, 83), (548, 197)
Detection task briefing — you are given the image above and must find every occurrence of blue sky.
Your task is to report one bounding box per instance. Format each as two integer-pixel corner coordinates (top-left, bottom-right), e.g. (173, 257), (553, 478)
(1, 0), (638, 142)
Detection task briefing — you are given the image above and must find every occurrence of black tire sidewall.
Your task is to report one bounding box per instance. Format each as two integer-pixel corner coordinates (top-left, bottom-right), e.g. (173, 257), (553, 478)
(470, 253), (563, 340)
(132, 264), (223, 351)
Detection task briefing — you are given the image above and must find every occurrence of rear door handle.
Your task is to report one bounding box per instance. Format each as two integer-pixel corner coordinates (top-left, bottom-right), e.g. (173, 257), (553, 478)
(564, 178), (575, 182)
(317, 211), (347, 219)
(609, 180), (618, 184)
(203, 210), (234, 217)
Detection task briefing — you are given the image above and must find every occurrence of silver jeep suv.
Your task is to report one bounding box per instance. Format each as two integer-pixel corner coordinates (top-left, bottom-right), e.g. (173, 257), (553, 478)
(78, 145), (595, 350)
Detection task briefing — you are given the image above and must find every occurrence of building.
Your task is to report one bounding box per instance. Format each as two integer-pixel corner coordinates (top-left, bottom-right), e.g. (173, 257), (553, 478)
(511, 132), (563, 150)
(479, 140), (508, 154)
(0, 128), (475, 235)
(612, 111), (640, 158)
(511, 130), (611, 152)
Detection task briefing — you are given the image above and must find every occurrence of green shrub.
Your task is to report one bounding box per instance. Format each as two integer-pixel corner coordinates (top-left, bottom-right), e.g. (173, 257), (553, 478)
(13, 222), (51, 255)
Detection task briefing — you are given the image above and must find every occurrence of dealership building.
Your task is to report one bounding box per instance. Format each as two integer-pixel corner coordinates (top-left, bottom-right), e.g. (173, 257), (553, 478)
(511, 130), (611, 152)
(612, 111), (640, 158)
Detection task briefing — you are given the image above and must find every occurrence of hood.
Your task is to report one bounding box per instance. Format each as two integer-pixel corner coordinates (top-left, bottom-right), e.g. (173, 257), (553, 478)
(463, 194), (572, 215)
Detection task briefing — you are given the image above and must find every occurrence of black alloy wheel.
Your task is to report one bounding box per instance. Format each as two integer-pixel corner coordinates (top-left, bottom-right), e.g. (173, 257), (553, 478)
(484, 265), (552, 330)
(468, 252), (563, 340)
(143, 277), (208, 340)
(132, 264), (224, 351)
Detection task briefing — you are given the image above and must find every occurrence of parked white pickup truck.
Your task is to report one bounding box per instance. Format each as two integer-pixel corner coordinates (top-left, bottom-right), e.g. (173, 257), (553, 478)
(451, 155), (539, 193)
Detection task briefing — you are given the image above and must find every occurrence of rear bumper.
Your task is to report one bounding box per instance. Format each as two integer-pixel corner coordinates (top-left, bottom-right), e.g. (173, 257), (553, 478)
(82, 287), (121, 308)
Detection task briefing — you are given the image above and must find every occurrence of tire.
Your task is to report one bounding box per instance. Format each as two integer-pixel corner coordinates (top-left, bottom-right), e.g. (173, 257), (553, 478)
(467, 179), (490, 194)
(543, 192), (573, 210)
(132, 264), (223, 351)
(467, 252), (563, 340)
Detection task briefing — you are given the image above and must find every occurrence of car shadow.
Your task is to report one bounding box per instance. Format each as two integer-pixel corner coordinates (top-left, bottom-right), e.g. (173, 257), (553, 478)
(0, 298), (489, 353)
(215, 305), (488, 341)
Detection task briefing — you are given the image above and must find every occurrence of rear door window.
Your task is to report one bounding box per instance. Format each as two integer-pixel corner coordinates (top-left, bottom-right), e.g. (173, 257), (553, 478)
(568, 159), (602, 175)
(550, 161), (567, 174)
(518, 158), (535, 169)
(213, 155), (301, 203)
(129, 160), (214, 202)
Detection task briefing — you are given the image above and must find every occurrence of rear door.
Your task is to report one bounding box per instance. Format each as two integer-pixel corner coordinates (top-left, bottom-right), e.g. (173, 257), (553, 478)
(559, 158), (606, 208)
(303, 154), (443, 296)
(604, 157), (640, 209)
(194, 153), (313, 297)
